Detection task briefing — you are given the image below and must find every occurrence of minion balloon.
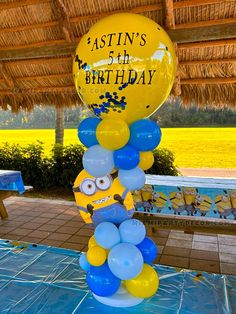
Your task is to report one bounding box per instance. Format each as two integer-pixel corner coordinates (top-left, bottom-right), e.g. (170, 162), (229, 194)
(73, 170), (134, 226)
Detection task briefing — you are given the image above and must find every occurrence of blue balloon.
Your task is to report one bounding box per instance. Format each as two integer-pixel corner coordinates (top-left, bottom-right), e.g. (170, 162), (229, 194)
(86, 262), (121, 297)
(137, 237), (158, 264)
(78, 117), (100, 147)
(129, 119), (162, 151)
(83, 144), (114, 177)
(119, 219), (146, 245)
(114, 145), (140, 170)
(94, 222), (120, 249)
(79, 253), (90, 272)
(108, 243), (143, 280)
(118, 167), (145, 190)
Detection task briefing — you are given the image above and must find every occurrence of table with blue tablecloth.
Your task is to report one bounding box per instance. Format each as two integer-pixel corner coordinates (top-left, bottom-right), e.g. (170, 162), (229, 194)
(0, 170), (25, 219)
(0, 239), (235, 313)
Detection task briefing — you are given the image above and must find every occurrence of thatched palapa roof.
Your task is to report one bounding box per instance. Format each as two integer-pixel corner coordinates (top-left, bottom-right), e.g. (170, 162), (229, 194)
(0, 0), (235, 112)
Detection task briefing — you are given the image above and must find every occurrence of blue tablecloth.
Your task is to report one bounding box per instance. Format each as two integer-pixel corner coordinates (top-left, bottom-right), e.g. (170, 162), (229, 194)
(0, 170), (25, 194)
(0, 239), (235, 313)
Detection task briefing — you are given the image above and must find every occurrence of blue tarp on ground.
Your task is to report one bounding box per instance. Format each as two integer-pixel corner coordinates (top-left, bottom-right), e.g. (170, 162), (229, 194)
(0, 239), (235, 313)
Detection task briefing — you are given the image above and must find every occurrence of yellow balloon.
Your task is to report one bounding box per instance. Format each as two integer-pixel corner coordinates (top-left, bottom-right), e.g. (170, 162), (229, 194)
(73, 13), (176, 124)
(125, 264), (159, 298)
(87, 245), (107, 266)
(96, 118), (130, 150)
(138, 151), (154, 171)
(88, 235), (98, 249)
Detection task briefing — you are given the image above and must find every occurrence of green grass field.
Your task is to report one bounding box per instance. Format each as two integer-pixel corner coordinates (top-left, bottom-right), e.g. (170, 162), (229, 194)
(0, 128), (235, 168)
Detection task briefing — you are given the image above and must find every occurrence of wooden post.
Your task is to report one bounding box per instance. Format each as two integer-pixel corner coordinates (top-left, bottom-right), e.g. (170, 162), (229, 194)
(55, 106), (64, 145)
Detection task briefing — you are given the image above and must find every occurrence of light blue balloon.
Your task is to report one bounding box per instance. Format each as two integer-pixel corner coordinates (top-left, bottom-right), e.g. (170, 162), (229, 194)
(83, 144), (114, 177)
(118, 167), (145, 190)
(108, 243), (143, 280)
(94, 222), (120, 249)
(79, 253), (90, 272)
(119, 219), (146, 245)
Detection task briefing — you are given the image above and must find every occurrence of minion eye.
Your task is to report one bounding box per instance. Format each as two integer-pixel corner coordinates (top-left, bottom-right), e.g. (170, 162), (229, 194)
(80, 179), (96, 196)
(95, 176), (112, 191)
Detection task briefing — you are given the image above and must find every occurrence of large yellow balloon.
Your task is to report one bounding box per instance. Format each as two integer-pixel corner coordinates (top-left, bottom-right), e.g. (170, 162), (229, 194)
(87, 245), (107, 266)
(96, 118), (130, 150)
(138, 151), (154, 171)
(125, 264), (159, 298)
(73, 13), (176, 124)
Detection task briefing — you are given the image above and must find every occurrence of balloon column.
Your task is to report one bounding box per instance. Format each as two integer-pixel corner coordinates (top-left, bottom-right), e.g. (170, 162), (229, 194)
(73, 12), (176, 307)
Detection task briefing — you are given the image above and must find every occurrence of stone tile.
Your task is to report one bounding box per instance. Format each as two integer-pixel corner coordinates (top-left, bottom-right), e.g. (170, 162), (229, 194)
(160, 255), (189, 269)
(10, 216), (33, 223)
(2, 234), (22, 241)
(63, 221), (85, 228)
(20, 236), (42, 244)
(40, 239), (63, 247)
(166, 238), (192, 249)
(47, 219), (67, 226)
(169, 230), (193, 241)
(190, 250), (219, 261)
(9, 228), (32, 236)
(219, 244), (236, 255)
(54, 226), (78, 235)
(60, 242), (85, 252)
(21, 222), (43, 230)
(27, 230), (51, 239)
(46, 233), (71, 241)
(40, 212), (59, 219)
(32, 217), (51, 224)
(1, 221), (23, 228)
(219, 253), (236, 264)
(68, 235), (89, 245)
(218, 237), (236, 246)
(38, 224), (60, 232)
(157, 245), (164, 255)
(22, 211), (40, 217)
(56, 214), (73, 220)
(193, 235), (218, 243)
(76, 228), (93, 237)
(0, 226), (16, 234)
(163, 246), (191, 258)
(190, 259), (220, 273)
(192, 242), (218, 252)
(151, 237), (167, 246)
(221, 263), (236, 275)
(153, 255), (161, 264)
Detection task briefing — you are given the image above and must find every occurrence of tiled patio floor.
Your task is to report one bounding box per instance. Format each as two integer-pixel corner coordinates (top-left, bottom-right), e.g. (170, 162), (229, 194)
(1, 196), (236, 275)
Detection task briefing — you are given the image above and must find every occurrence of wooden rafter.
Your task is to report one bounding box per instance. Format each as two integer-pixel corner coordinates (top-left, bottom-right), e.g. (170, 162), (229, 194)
(180, 58), (236, 65)
(52, 0), (74, 43)
(0, 86), (75, 95)
(164, 0), (175, 29)
(181, 77), (236, 84)
(175, 17), (236, 30)
(0, 63), (15, 89)
(0, 0), (49, 10)
(1, 21), (235, 61)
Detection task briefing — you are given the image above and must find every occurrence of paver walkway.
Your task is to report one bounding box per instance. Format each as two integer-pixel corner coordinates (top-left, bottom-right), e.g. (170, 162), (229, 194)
(1, 196), (236, 275)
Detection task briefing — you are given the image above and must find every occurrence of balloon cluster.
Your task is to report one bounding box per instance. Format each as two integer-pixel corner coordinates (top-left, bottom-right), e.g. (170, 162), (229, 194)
(79, 219), (159, 298)
(79, 117), (161, 190)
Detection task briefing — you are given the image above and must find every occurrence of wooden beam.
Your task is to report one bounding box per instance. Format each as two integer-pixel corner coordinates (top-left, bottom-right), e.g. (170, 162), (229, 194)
(178, 38), (236, 49)
(168, 23), (236, 44)
(164, 0), (175, 29)
(173, 0), (233, 9)
(15, 72), (72, 81)
(0, 0), (49, 10)
(6, 56), (71, 66)
(0, 86), (75, 95)
(52, 0), (74, 43)
(181, 77), (236, 84)
(180, 58), (236, 65)
(0, 23), (236, 61)
(175, 17), (236, 30)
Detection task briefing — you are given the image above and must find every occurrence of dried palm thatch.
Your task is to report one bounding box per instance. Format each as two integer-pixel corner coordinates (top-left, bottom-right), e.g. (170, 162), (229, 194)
(0, 0), (235, 112)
